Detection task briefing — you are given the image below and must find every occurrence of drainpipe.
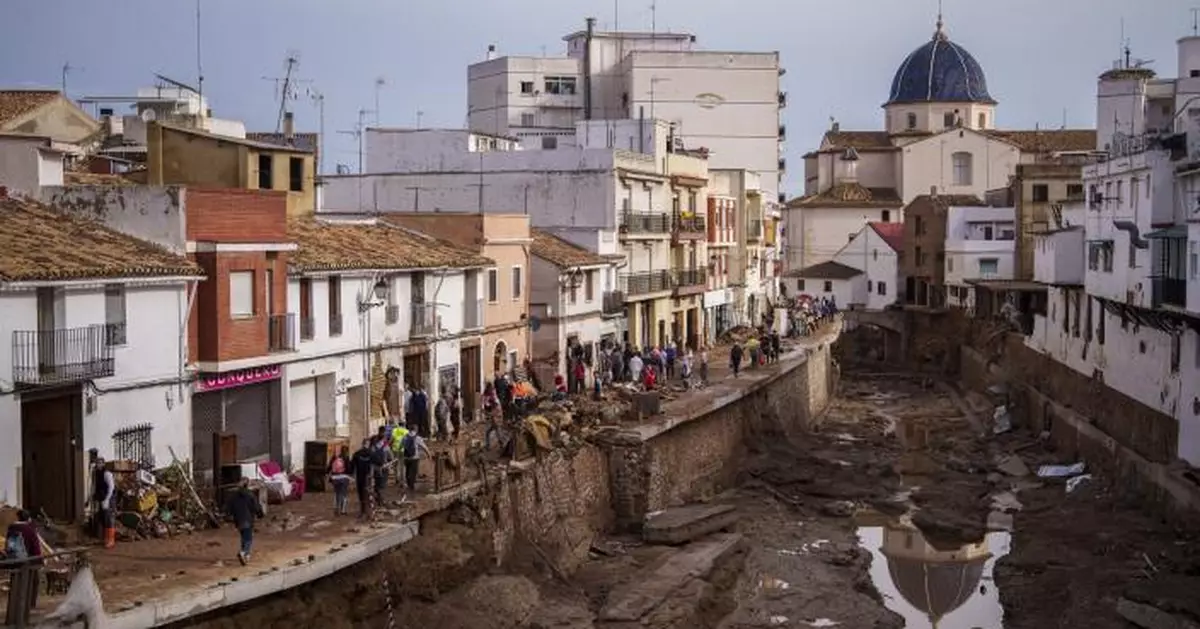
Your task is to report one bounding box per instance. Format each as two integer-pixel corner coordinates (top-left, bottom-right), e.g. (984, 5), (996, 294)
(584, 17), (596, 121)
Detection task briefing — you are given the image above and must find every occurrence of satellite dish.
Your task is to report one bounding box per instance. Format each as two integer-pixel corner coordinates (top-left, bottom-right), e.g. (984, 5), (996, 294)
(141, 109), (157, 122)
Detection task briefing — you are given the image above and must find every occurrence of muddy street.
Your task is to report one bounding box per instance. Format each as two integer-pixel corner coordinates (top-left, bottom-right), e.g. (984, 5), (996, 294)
(182, 367), (1199, 629)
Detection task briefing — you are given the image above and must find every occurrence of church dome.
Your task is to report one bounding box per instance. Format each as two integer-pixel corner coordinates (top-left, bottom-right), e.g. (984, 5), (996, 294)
(886, 17), (996, 106)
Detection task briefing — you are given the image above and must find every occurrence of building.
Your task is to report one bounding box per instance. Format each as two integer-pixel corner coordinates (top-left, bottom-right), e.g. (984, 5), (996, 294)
(703, 188), (737, 343)
(0, 194), (201, 521)
(1024, 34), (1200, 468)
(708, 168), (775, 328)
(944, 204), (1016, 308)
(799, 221), (905, 310)
(528, 229), (625, 386)
(284, 216), (493, 449)
(466, 19), (786, 205)
(144, 121), (317, 217)
(0, 89), (100, 150)
(783, 261), (864, 308)
(1009, 160), (1088, 279)
(785, 14), (1095, 271)
(900, 193), (987, 307)
(0, 132), (67, 195)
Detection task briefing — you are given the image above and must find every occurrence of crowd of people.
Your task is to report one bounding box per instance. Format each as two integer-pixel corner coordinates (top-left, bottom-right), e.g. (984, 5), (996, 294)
(786, 295), (840, 338)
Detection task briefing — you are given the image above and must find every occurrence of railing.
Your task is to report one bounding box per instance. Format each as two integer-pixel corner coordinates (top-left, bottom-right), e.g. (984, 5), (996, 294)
(112, 422), (154, 469)
(411, 303), (436, 338)
(747, 218), (764, 241)
(672, 214), (707, 237)
(1151, 276), (1187, 308)
(619, 270), (672, 297)
(299, 316), (315, 341)
(602, 291), (626, 315)
(620, 211), (670, 235)
(328, 314), (344, 337)
(12, 325), (115, 386)
(268, 313), (296, 352)
(385, 304), (400, 325)
(673, 268), (707, 288)
(464, 298), (484, 329)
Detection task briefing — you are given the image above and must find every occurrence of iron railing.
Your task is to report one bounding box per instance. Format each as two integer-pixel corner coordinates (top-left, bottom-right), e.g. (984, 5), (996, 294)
(411, 303), (436, 338)
(672, 214), (707, 236)
(619, 270), (672, 297)
(620, 211), (670, 235)
(12, 325), (115, 386)
(1151, 276), (1187, 308)
(112, 423), (154, 469)
(268, 313), (296, 352)
(464, 298), (484, 329)
(299, 316), (315, 341)
(673, 267), (707, 288)
(602, 291), (626, 315)
(328, 313), (344, 336)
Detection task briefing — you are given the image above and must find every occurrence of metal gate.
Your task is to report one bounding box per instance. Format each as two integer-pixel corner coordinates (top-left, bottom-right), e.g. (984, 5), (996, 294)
(191, 392), (223, 472)
(190, 383), (273, 471)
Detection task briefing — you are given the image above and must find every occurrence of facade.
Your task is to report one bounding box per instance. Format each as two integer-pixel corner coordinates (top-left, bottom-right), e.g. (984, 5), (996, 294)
(825, 222), (903, 310)
(708, 168), (775, 328)
(0, 89), (100, 150)
(0, 194), (201, 521)
(944, 205), (1017, 308)
(785, 15), (1095, 270)
(0, 133), (67, 195)
(900, 193), (987, 307)
(703, 191), (737, 343)
(528, 229), (625, 386)
(1024, 35), (1200, 467)
(783, 261), (864, 308)
(466, 20), (785, 204)
(1009, 160), (1088, 279)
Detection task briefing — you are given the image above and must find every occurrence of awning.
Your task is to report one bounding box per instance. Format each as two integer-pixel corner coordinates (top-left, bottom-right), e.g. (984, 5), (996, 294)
(1144, 225), (1187, 239)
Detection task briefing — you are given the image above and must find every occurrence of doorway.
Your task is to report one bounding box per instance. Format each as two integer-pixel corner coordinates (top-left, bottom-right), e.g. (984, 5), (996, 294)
(460, 345), (481, 422)
(21, 392), (82, 522)
(492, 341), (508, 374)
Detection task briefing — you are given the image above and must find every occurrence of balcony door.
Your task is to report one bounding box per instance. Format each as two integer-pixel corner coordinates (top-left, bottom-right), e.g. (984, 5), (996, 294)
(36, 287), (58, 375)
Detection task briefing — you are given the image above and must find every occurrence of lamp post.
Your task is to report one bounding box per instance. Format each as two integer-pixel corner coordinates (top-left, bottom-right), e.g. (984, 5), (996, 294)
(357, 277), (390, 437)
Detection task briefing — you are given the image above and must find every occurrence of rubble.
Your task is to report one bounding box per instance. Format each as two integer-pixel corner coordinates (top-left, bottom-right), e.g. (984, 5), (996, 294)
(643, 504), (740, 545)
(599, 533), (744, 622)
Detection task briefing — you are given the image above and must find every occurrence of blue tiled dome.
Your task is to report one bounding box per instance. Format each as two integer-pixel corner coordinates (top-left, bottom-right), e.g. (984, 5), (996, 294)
(886, 21), (995, 105)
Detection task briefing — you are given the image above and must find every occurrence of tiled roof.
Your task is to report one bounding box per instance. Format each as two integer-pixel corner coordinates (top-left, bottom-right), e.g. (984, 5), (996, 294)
(785, 260), (863, 280)
(820, 130), (896, 151)
(0, 90), (59, 126)
(287, 217), (493, 273)
(870, 222), (904, 252)
(64, 171), (137, 186)
(984, 129), (1097, 154)
(787, 183), (903, 208)
(903, 193), (987, 215)
(157, 123), (313, 153)
(0, 196), (201, 282)
(245, 132), (320, 155)
(530, 229), (608, 268)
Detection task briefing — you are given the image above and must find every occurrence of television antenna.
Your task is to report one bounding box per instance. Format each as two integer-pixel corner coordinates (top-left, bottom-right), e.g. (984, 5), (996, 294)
(1192, 8), (1199, 36)
(337, 108), (374, 174)
(373, 77), (386, 126)
(307, 87), (326, 174)
(261, 53), (310, 133)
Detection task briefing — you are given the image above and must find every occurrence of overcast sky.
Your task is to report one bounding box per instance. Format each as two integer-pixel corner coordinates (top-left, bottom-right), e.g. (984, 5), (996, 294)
(0, 0), (1190, 194)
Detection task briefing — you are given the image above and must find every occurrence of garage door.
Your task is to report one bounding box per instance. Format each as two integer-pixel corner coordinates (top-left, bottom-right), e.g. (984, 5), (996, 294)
(288, 379), (317, 469)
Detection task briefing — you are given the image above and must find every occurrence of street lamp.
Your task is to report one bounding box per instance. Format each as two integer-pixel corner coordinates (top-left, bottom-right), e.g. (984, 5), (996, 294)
(358, 276), (391, 436)
(358, 278), (389, 312)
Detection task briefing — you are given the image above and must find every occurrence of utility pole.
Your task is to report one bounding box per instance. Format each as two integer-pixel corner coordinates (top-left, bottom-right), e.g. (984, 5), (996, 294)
(373, 77), (386, 126)
(195, 0), (204, 104)
(61, 62), (73, 97)
(650, 0), (656, 35)
(416, 110), (424, 129)
(337, 108), (373, 174)
(308, 87), (326, 175)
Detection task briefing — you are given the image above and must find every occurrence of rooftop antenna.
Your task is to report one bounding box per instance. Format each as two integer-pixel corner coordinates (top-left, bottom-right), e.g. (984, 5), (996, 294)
(650, 0), (656, 36)
(1193, 8), (1199, 36)
(337, 107), (373, 174)
(61, 62), (75, 97)
(373, 77), (386, 126)
(273, 54), (300, 133)
(1120, 18), (1129, 68)
(195, 0), (204, 105)
(614, 0), (619, 31)
(307, 87), (326, 175)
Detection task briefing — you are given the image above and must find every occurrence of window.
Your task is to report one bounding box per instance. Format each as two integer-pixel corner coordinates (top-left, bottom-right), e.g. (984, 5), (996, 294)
(983, 225), (994, 240)
(299, 277), (314, 339)
(943, 112), (956, 128)
(104, 285), (127, 346)
(328, 276), (342, 336)
(1129, 237), (1137, 269)
(881, 210), (891, 223)
(1130, 178), (1140, 210)
(978, 113), (986, 129)
(1067, 184), (1084, 199)
(796, 279), (806, 291)
(544, 76), (577, 95)
(288, 157), (304, 192)
(1190, 241), (1198, 279)
(1171, 332), (1181, 374)
(519, 81), (534, 94)
(906, 113), (917, 130)
(541, 136), (558, 150)
(520, 112), (535, 127)
(877, 281), (887, 296)
(1102, 242), (1113, 272)
(1085, 296), (1093, 342)
(823, 280), (833, 293)
(569, 277), (578, 304)
(257, 154), (273, 189)
(873, 249), (879, 261)
(999, 227), (1015, 240)
(915, 215), (925, 236)
(487, 268), (499, 303)
(687, 191), (697, 214)
(947, 256), (954, 272)
(951, 152), (973, 186)
(511, 266), (523, 300)
(978, 258), (999, 276)
(916, 246), (925, 266)
(585, 270), (595, 301)
(1116, 180), (1123, 204)
(1032, 184), (1049, 203)
(230, 271), (255, 317)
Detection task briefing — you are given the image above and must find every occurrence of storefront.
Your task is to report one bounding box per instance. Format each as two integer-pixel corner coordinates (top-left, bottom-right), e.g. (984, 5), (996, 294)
(703, 287), (733, 344)
(191, 364), (283, 477)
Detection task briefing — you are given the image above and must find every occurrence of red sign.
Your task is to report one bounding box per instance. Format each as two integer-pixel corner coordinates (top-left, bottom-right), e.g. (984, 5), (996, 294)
(196, 365), (281, 392)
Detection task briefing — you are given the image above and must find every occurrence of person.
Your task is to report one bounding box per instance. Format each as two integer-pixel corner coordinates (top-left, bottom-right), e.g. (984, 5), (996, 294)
(91, 456), (116, 549)
(350, 439), (376, 519)
(390, 422), (409, 484)
(572, 360), (587, 395)
(642, 362), (657, 390)
(370, 435), (390, 505)
(746, 335), (761, 370)
(225, 477), (264, 565)
(730, 342), (744, 378)
(698, 346), (710, 385)
(6, 510), (43, 609)
(434, 392), (450, 441)
(664, 342), (677, 379)
(449, 391), (463, 439)
(399, 430), (433, 496)
(327, 446), (352, 516)
(552, 374), (568, 401)
(680, 349), (692, 385)
(629, 352), (644, 384)
(408, 385), (430, 438)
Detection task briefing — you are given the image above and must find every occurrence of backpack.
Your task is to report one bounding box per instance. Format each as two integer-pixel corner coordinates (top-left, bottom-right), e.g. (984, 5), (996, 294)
(330, 456), (346, 475)
(402, 434), (418, 459)
(6, 530), (28, 560)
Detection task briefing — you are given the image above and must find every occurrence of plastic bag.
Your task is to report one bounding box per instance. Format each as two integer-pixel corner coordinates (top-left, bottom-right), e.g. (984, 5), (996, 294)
(36, 566), (108, 629)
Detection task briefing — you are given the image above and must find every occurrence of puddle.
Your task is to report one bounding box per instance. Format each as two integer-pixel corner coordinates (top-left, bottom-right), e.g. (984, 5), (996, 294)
(856, 521), (1011, 628)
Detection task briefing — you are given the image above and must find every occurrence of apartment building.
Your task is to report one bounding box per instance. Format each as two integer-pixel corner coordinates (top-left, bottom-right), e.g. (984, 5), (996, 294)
(0, 193), (201, 521)
(900, 193), (988, 308)
(704, 190), (737, 343)
(944, 205), (1017, 309)
(708, 168), (775, 327)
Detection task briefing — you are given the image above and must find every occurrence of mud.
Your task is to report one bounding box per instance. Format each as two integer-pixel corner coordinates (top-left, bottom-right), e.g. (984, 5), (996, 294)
(172, 367), (1200, 629)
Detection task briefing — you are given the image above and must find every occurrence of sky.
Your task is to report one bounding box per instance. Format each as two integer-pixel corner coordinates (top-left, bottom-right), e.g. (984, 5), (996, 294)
(0, 0), (1191, 195)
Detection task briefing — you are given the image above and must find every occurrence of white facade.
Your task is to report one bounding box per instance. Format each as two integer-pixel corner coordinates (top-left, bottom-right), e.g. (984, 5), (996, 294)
(1032, 204), (1086, 287)
(0, 134), (67, 196)
(789, 267), (864, 308)
(831, 224), (901, 310)
(944, 205), (1016, 307)
(529, 256), (623, 381)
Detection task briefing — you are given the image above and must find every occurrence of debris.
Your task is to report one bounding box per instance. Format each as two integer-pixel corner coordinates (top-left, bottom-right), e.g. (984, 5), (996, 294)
(987, 510), (1014, 532)
(990, 492), (1023, 512)
(643, 503), (740, 545)
(599, 533), (743, 622)
(819, 501), (856, 518)
(995, 454), (1031, 478)
(806, 620), (842, 628)
(1066, 474), (1093, 494)
(1116, 597), (1200, 629)
(759, 575), (791, 591)
(1036, 462), (1086, 478)
(992, 405), (1013, 434)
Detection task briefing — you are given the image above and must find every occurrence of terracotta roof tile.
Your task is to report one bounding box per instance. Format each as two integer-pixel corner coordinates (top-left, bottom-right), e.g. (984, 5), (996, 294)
(530, 229), (608, 268)
(0, 196), (201, 282)
(902, 194), (988, 215)
(63, 171), (137, 186)
(984, 129), (1097, 154)
(287, 217), (493, 273)
(869, 222), (904, 252)
(820, 130), (896, 151)
(787, 183), (903, 208)
(785, 260), (863, 280)
(0, 90), (59, 126)
(157, 122), (313, 154)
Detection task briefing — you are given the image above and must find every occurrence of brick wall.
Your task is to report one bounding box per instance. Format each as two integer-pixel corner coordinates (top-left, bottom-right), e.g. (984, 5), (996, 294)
(186, 188), (289, 243)
(192, 251), (290, 363)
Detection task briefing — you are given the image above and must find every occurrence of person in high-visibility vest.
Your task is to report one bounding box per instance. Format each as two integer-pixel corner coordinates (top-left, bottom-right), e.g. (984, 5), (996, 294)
(390, 423), (409, 487)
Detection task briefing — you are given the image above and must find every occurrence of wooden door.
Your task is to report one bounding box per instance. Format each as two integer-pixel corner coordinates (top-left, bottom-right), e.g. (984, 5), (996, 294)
(459, 346), (480, 421)
(21, 395), (79, 521)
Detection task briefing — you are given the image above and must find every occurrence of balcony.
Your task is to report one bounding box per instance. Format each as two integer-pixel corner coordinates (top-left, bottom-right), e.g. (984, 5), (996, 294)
(299, 316), (315, 341)
(602, 291), (626, 316)
(268, 314), (296, 352)
(1151, 276), (1187, 309)
(672, 214), (707, 242)
(619, 270), (672, 297)
(464, 298), (484, 330)
(672, 268), (707, 297)
(12, 325), (115, 386)
(746, 218), (763, 241)
(328, 314), (344, 337)
(410, 303), (436, 338)
(619, 211), (670, 237)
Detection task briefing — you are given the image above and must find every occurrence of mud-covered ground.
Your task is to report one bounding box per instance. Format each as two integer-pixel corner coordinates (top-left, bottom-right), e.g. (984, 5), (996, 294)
(178, 368), (1200, 629)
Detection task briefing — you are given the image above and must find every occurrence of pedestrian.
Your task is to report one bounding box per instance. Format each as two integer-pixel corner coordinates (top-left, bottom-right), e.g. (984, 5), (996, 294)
(350, 439), (375, 519)
(434, 391), (450, 441)
(629, 352), (644, 384)
(698, 346), (710, 385)
(414, 386), (432, 438)
(450, 390), (463, 440)
(5, 509), (43, 610)
(370, 435), (390, 505)
(572, 359), (587, 394)
(730, 342), (744, 378)
(400, 430), (433, 496)
(747, 335), (761, 369)
(642, 362), (657, 390)
(225, 477), (264, 566)
(483, 382), (501, 450)
(327, 446), (352, 516)
(90, 454), (116, 549)
(665, 342), (677, 379)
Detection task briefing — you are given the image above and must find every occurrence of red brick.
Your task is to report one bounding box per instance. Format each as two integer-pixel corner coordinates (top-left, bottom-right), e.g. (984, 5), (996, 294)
(186, 188), (289, 243)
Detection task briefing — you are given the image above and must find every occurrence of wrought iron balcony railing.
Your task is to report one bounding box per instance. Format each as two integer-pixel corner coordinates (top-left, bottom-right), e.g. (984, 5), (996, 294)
(602, 291), (626, 315)
(268, 313), (296, 352)
(12, 325), (115, 386)
(619, 270), (672, 297)
(620, 211), (670, 235)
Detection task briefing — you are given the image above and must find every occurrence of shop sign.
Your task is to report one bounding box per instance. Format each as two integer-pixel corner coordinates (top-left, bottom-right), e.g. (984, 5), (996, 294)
(196, 365), (282, 392)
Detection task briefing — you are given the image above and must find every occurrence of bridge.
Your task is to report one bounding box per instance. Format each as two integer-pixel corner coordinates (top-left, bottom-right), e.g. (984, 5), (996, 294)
(839, 309), (909, 362)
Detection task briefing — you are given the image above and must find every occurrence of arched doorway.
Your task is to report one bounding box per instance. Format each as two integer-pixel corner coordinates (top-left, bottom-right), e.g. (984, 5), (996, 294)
(493, 341), (508, 374)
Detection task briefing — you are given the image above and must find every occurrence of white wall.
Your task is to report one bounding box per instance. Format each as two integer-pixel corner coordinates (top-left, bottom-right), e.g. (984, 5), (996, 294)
(1033, 228), (1085, 286)
(833, 227), (899, 310)
(791, 206), (899, 267)
(39, 185), (188, 254)
(790, 274), (863, 307)
(899, 130), (1021, 203)
(0, 136), (63, 196)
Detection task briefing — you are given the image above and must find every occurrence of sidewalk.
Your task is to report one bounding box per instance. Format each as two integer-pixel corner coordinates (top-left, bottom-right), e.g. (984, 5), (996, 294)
(16, 321), (842, 625)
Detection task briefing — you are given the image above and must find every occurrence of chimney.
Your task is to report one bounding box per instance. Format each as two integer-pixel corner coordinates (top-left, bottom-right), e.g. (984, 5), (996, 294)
(930, 185), (938, 197)
(283, 112), (295, 145)
(486, 44), (496, 61)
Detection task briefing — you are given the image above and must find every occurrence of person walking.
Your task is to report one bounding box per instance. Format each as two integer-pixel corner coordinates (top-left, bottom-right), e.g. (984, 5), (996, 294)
(399, 430), (433, 498)
(408, 385), (430, 438)
(449, 390), (463, 440)
(327, 446), (352, 516)
(730, 342), (744, 378)
(225, 477), (264, 566)
(698, 346), (710, 385)
(5, 509), (43, 610)
(350, 439), (375, 519)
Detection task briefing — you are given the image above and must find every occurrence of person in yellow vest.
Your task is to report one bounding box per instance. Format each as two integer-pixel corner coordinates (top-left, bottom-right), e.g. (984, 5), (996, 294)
(390, 423), (409, 487)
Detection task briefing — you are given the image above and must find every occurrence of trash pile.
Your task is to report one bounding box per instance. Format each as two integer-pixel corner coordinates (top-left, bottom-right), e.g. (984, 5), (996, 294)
(110, 459), (216, 541)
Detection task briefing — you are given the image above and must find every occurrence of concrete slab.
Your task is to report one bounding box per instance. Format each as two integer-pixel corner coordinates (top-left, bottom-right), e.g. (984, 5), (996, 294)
(643, 504), (740, 545)
(599, 533), (743, 622)
(995, 454), (1031, 477)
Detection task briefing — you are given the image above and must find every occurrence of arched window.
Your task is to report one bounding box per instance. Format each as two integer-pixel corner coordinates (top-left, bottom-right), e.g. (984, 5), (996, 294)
(951, 151), (973, 186)
(977, 112), (986, 129)
(906, 112), (917, 130)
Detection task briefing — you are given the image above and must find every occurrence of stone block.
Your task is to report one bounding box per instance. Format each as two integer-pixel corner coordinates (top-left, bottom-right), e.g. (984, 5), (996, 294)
(642, 504), (740, 545)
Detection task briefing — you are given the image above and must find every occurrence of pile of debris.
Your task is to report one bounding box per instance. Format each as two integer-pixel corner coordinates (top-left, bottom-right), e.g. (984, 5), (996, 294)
(111, 458), (216, 541)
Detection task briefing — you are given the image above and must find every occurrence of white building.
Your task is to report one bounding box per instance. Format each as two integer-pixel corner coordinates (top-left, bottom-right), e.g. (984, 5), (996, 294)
(467, 20), (785, 205)
(944, 204), (1016, 308)
(1025, 34), (1200, 467)
(835, 222), (904, 311)
(0, 194), (201, 521)
(786, 14), (1095, 271)
(783, 260), (864, 308)
(0, 133), (68, 196)
(528, 229), (625, 386)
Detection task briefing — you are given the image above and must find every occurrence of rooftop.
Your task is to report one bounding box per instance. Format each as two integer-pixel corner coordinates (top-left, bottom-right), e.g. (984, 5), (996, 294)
(0, 196), (201, 283)
(788, 183), (903, 209)
(984, 129), (1097, 154)
(530, 229), (610, 268)
(0, 89), (59, 126)
(244, 131), (320, 154)
(903, 193), (987, 215)
(785, 260), (864, 280)
(870, 222), (905, 252)
(156, 122), (313, 154)
(287, 217), (493, 273)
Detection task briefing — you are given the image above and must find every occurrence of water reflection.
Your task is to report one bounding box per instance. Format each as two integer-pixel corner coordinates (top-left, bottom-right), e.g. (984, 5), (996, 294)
(857, 518), (1011, 629)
